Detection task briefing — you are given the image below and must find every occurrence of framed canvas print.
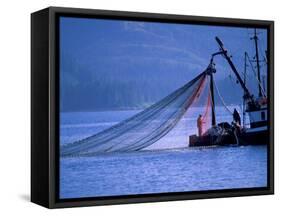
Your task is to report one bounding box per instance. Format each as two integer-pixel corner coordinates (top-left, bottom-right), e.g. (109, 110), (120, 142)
(31, 7), (274, 208)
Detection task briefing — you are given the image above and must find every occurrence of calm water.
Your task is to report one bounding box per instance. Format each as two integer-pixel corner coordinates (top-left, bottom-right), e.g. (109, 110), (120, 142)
(60, 108), (267, 199)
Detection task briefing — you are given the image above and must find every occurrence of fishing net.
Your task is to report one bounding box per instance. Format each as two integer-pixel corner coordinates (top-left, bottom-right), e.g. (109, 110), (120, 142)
(61, 70), (210, 157)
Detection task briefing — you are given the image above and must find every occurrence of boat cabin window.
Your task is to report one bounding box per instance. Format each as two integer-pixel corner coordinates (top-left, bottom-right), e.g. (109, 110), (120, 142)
(261, 111), (265, 120)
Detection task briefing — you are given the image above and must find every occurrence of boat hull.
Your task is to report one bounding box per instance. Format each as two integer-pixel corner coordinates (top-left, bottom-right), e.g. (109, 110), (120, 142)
(189, 129), (268, 147)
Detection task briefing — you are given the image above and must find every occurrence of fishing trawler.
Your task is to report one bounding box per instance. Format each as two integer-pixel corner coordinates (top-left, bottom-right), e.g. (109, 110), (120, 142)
(189, 31), (269, 147)
(61, 30), (269, 157)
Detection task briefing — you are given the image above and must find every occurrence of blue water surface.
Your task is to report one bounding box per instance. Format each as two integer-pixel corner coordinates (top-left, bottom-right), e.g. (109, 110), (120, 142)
(60, 110), (267, 199)
(60, 146), (267, 198)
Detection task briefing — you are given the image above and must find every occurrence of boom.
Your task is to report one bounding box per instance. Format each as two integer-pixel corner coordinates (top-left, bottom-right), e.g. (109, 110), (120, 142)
(215, 37), (252, 99)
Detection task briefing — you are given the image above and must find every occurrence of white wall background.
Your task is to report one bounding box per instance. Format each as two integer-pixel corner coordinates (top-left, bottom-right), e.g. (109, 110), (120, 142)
(0, 0), (279, 214)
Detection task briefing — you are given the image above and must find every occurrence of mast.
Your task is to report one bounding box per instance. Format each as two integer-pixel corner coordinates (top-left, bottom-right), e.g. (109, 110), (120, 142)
(243, 52), (247, 127)
(263, 50), (268, 94)
(206, 59), (216, 126)
(262, 75), (266, 93)
(252, 29), (262, 97)
(210, 69), (216, 126)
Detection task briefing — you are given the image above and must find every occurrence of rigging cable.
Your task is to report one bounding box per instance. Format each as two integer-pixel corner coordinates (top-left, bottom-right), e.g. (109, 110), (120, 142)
(212, 78), (233, 115)
(245, 53), (266, 97)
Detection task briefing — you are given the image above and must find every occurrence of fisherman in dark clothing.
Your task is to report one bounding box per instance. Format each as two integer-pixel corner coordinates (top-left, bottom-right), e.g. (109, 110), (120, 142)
(233, 108), (241, 126)
(197, 114), (204, 137)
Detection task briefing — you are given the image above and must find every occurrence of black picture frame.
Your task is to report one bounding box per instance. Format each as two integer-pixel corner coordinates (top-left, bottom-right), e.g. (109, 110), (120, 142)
(31, 6), (274, 208)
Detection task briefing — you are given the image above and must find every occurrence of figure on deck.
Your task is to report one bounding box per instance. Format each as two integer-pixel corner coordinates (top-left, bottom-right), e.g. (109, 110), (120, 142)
(233, 108), (241, 126)
(197, 114), (205, 137)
